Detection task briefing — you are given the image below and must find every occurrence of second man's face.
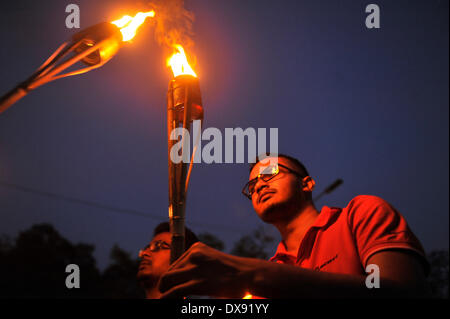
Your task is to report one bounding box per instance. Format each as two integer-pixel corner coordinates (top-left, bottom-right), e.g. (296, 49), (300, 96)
(137, 232), (172, 283)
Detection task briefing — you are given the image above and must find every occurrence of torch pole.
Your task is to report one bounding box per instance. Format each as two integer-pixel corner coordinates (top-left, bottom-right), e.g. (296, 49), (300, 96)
(167, 75), (203, 264)
(167, 86), (190, 263)
(0, 86), (28, 114)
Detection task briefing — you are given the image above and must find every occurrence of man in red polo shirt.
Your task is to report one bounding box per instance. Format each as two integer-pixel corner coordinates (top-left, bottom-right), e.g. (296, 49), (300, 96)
(159, 154), (429, 298)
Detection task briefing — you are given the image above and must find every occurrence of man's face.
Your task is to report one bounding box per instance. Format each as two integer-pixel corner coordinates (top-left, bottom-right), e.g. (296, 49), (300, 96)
(249, 157), (304, 223)
(137, 232), (171, 284)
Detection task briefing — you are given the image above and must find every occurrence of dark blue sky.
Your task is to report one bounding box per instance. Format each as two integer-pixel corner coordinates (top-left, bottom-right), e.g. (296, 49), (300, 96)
(0, 0), (448, 269)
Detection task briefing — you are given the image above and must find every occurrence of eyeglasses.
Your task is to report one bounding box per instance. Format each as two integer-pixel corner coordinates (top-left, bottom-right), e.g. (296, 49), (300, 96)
(242, 163), (304, 200)
(139, 240), (171, 257)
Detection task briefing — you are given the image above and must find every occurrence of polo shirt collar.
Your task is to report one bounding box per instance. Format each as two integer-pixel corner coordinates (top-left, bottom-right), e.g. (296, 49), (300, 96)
(269, 205), (341, 262)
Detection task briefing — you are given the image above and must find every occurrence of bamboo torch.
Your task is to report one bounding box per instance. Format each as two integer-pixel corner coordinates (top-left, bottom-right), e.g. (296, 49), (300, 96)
(167, 45), (203, 263)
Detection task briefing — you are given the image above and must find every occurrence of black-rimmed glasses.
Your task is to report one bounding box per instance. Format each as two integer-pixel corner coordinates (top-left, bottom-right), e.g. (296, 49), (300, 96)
(139, 240), (171, 258)
(242, 163), (304, 200)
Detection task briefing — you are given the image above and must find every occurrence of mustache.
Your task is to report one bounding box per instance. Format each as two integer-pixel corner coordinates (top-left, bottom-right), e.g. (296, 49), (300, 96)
(258, 189), (276, 203)
(139, 259), (152, 268)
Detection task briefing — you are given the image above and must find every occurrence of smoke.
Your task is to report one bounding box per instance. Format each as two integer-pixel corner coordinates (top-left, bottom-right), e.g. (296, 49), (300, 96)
(148, 0), (195, 52)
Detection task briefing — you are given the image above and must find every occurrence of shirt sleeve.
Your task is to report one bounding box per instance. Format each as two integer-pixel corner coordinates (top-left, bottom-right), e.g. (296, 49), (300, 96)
(346, 195), (428, 272)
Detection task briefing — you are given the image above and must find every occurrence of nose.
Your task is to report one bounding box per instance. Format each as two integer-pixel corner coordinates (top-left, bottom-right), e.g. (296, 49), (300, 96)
(254, 178), (269, 197)
(139, 249), (151, 259)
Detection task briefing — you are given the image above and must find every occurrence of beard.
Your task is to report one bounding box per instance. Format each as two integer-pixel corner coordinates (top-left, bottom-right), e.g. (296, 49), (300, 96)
(257, 192), (305, 224)
(137, 272), (159, 290)
(137, 266), (159, 286)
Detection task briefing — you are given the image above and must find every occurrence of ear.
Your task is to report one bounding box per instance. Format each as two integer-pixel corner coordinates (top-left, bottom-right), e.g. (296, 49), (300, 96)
(301, 176), (316, 192)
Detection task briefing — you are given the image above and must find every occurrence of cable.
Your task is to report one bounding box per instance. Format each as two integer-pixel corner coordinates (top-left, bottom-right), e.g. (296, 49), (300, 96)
(0, 180), (247, 235)
(0, 180), (160, 220)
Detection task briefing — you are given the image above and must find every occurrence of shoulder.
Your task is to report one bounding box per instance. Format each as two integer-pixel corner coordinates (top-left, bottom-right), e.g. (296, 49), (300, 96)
(346, 195), (392, 210)
(342, 196), (428, 273)
(343, 195), (401, 226)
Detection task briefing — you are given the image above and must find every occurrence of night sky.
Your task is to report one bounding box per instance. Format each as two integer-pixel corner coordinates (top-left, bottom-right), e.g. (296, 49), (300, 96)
(0, 0), (448, 270)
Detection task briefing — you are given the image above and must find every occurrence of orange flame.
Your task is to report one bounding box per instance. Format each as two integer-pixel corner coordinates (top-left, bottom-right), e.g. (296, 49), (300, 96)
(167, 45), (197, 78)
(111, 11), (155, 42)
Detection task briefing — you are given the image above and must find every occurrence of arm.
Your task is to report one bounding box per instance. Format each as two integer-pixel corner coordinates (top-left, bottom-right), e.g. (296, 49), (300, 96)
(250, 249), (427, 298)
(158, 242), (428, 298)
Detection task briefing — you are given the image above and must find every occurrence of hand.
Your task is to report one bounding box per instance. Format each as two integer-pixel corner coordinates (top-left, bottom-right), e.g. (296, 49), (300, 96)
(158, 242), (256, 298)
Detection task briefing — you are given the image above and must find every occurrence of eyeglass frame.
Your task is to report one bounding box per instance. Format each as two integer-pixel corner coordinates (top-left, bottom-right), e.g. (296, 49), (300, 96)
(242, 162), (306, 200)
(139, 240), (171, 258)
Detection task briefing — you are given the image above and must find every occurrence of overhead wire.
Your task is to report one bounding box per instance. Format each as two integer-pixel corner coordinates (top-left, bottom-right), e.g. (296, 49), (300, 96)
(0, 180), (248, 235)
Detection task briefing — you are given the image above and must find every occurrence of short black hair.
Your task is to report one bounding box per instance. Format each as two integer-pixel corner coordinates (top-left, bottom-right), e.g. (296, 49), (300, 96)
(153, 222), (199, 249)
(249, 153), (310, 177)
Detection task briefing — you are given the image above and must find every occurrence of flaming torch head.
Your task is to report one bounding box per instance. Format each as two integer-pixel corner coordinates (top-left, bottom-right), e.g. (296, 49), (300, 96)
(168, 75), (203, 121)
(71, 11), (155, 67)
(167, 45), (203, 121)
(72, 22), (123, 67)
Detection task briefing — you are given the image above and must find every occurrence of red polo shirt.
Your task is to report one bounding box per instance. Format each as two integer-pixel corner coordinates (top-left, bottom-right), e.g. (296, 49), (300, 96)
(269, 195), (428, 275)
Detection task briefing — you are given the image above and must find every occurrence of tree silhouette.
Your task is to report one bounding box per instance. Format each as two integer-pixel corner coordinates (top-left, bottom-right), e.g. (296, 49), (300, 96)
(426, 250), (449, 298)
(198, 232), (225, 251)
(230, 226), (275, 259)
(0, 223), (101, 298)
(101, 244), (144, 298)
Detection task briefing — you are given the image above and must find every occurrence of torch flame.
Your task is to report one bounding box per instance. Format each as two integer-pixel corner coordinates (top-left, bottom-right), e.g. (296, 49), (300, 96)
(167, 45), (197, 78)
(111, 11), (155, 42)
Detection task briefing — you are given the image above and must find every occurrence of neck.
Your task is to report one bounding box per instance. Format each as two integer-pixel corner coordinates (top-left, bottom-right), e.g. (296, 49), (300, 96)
(140, 279), (161, 299)
(145, 287), (161, 299)
(273, 201), (320, 254)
